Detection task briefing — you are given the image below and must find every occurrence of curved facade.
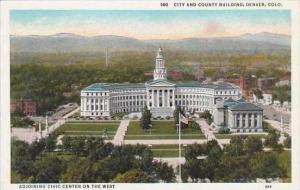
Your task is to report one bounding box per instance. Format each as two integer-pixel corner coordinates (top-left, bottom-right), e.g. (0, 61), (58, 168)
(81, 48), (241, 118)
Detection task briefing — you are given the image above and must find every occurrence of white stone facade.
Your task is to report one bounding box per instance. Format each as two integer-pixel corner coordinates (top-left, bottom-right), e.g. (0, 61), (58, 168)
(213, 99), (263, 133)
(81, 48), (240, 118)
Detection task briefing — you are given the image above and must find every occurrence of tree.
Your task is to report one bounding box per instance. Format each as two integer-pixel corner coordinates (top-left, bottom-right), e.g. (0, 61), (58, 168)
(140, 106), (151, 130)
(69, 136), (86, 156)
(249, 152), (284, 181)
(61, 158), (91, 183)
(44, 134), (57, 152)
(33, 155), (66, 183)
(215, 155), (252, 182)
(264, 130), (279, 149)
(185, 143), (206, 161)
(244, 136), (263, 155)
(283, 135), (291, 148)
(28, 139), (46, 160)
(152, 161), (175, 182)
(253, 89), (263, 99)
(199, 110), (213, 124)
(225, 136), (244, 156)
(206, 140), (223, 160)
(61, 135), (72, 152)
(113, 169), (153, 183)
(11, 140), (35, 179)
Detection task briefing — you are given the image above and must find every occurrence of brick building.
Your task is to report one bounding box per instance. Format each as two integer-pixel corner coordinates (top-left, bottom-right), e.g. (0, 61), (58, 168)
(11, 99), (37, 116)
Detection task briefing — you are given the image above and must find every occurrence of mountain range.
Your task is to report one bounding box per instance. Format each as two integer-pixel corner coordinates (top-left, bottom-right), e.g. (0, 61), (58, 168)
(10, 32), (290, 54)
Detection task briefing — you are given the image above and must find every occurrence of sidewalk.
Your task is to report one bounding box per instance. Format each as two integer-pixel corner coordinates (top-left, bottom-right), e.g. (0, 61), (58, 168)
(196, 119), (224, 149)
(112, 119), (130, 145)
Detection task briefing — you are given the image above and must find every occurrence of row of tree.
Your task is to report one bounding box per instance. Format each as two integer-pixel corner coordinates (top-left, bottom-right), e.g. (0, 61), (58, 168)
(11, 135), (175, 183)
(182, 136), (290, 182)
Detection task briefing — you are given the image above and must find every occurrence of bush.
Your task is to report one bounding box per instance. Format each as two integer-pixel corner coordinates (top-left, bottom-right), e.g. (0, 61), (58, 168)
(218, 127), (230, 134)
(283, 135), (291, 148)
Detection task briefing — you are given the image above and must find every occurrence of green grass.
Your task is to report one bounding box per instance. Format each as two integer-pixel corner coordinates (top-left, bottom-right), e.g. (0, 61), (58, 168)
(215, 134), (267, 139)
(152, 150), (186, 157)
(125, 121), (204, 140)
(56, 122), (120, 139)
(277, 150), (291, 182)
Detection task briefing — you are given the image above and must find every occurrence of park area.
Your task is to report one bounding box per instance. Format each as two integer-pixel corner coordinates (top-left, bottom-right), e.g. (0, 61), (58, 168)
(150, 144), (187, 157)
(125, 121), (205, 140)
(56, 121), (120, 140)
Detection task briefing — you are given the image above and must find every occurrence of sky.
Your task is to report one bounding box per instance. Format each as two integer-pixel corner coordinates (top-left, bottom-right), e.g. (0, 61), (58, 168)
(10, 10), (291, 39)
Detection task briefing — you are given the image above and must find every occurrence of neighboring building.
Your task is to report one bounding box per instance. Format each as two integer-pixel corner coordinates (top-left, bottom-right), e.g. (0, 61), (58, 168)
(253, 93), (272, 105)
(168, 70), (184, 81)
(11, 99), (37, 116)
(257, 77), (275, 90)
(213, 98), (263, 133)
(224, 75), (257, 98)
(239, 75), (258, 97)
(262, 93), (273, 105)
(273, 100), (281, 107)
(276, 74), (291, 87)
(81, 48), (241, 118)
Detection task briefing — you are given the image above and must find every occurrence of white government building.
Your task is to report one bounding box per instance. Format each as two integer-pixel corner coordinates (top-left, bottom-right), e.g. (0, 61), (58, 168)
(81, 47), (263, 132)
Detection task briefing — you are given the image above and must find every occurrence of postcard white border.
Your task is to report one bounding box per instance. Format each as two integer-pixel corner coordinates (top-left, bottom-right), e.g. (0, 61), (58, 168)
(1, 1), (299, 190)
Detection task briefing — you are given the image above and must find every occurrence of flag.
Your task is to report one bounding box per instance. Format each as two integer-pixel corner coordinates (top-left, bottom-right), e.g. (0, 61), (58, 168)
(180, 114), (188, 125)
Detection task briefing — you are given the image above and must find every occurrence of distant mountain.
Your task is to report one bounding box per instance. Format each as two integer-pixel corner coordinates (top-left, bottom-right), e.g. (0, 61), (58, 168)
(10, 32), (290, 54)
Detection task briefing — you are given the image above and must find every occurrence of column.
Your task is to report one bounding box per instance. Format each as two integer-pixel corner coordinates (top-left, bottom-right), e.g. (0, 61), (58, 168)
(234, 114), (237, 128)
(147, 90), (150, 108)
(258, 113), (262, 128)
(156, 90), (159, 107)
(167, 89), (170, 107)
(152, 90), (154, 107)
(245, 113), (249, 128)
(239, 114), (243, 128)
(172, 89), (175, 108)
(162, 89), (165, 107)
(251, 114), (254, 127)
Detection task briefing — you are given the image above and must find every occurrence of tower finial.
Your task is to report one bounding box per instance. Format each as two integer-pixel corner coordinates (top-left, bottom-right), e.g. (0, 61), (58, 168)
(153, 47), (167, 80)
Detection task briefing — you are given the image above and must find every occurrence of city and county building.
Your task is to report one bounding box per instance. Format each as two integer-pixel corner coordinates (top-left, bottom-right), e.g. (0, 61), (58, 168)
(81, 48), (242, 118)
(213, 98), (263, 133)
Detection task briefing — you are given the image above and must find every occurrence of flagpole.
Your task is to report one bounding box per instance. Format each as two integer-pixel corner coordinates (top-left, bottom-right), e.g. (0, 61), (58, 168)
(178, 112), (182, 183)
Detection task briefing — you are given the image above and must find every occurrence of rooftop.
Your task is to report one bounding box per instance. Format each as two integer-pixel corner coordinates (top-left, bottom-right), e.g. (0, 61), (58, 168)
(82, 83), (145, 92)
(223, 98), (263, 111)
(82, 80), (239, 92)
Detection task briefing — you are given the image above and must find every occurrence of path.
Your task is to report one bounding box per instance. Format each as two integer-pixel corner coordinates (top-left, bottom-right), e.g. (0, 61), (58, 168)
(265, 119), (291, 136)
(196, 119), (224, 149)
(112, 119), (129, 145)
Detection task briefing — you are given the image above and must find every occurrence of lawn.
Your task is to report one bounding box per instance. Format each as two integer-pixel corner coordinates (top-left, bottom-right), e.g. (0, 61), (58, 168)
(277, 150), (291, 182)
(125, 121), (205, 140)
(56, 121), (120, 139)
(149, 144), (187, 157)
(215, 134), (267, 139)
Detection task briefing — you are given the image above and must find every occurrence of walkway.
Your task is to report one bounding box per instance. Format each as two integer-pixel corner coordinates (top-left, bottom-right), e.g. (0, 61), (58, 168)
(196, 119), (224, 149)
(265, 119), (291, 136)
(112, 119), (130, 145)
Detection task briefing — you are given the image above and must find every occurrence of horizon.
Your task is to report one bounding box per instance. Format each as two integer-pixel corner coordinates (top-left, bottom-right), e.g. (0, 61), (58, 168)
(10, 31), (291, 40)
(10, 10), (290, 40)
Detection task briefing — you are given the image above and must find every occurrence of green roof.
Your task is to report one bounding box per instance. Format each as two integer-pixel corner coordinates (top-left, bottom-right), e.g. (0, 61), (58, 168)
(175, 81), (238, 89)
(82, 80), (239, 92)
(82, 83), (145, 92)
(224, 99), (262, 111)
